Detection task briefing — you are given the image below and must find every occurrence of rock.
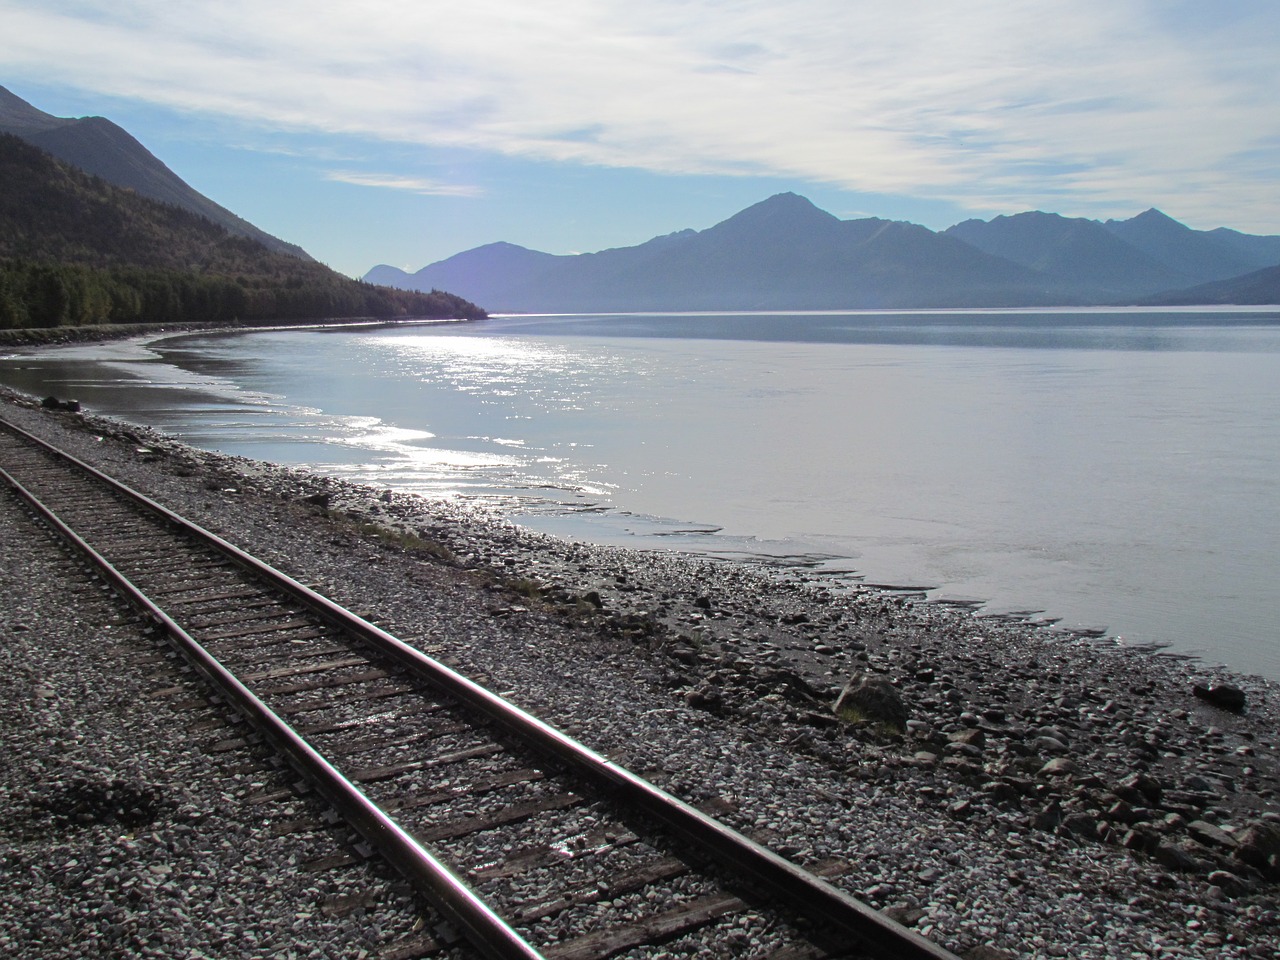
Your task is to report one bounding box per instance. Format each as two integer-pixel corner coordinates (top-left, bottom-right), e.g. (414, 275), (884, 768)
(980, 780), (1025, 806)
(834, 675), (907, 728)
(755, 666), (824, 702)
(669, 644), (699, 665)
(942, 756), (985, 779)
(1032, 801), (1063, 831)
(1206, 869), (1248, 893)
(946, 741), (983, 760)
(1116, 771), (1163, 806)
(962, 947), (1018, 960)
(1161, 790), (1210, 816)
(40, 395), (81, 412)
(883, 905), (926, 927)
(1039, 757), (1079, 777)
(1032, 725), (1071, 744)
(685, 685), (723, 712)
(1122, 827), (1159, 852)
(1153, 840), (1208, 873)
(1032, 735), (1070, 755)
(1192, 683), (1246, 713)
(949, 727), (986, 750)
(1182, 774), (1218, 795)
(1106, 799), (1136, 824)
(1187, 819), (1239, 849)
(1233, 820), (1280, 877)
(1061, 813), (1101, 838)
(1187, 820), (1238, 850)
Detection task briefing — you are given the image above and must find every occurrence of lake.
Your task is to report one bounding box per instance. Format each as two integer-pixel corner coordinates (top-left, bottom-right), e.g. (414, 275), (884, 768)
(3, 308), (1278, 680)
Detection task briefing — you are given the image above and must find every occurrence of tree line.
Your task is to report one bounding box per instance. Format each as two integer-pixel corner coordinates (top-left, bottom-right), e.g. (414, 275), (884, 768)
(0, 259), (483, 329)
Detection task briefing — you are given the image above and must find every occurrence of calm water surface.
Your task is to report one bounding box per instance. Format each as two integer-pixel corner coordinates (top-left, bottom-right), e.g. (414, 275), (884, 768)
(4, 309), (1278, 679)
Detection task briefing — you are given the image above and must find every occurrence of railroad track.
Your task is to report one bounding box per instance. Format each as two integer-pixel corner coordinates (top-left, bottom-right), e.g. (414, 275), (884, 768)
(0, 414), (960, 960)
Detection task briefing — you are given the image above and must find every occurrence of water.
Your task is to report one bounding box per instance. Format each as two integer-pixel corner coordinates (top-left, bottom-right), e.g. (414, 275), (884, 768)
(3, 309), (1279, 680)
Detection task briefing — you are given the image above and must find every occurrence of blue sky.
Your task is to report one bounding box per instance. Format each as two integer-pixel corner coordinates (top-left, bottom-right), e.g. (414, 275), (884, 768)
(2, 1), (1278, 278)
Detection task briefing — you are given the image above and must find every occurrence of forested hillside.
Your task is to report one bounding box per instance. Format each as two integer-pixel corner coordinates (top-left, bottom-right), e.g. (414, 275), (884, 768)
(0, 134), (484, 328)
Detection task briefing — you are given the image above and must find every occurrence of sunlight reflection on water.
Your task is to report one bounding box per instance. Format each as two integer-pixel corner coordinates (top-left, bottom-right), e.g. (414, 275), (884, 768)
(3, 313), (1279, 679)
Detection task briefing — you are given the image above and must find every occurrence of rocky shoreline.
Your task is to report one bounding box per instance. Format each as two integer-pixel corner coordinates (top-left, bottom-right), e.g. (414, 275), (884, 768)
(0, 321), (266, 349)
(1, 384), (1278, 959)
(0, 316), (465, 350)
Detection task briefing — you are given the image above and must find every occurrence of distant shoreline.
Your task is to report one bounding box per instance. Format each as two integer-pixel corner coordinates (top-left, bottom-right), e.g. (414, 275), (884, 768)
(0, 315), (482, 350)
(4, 306), (1276, 352)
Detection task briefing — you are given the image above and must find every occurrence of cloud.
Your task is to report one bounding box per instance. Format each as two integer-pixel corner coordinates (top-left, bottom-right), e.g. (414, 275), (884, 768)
(2, 0), (1279, 228)
(324, 171), (482, 197)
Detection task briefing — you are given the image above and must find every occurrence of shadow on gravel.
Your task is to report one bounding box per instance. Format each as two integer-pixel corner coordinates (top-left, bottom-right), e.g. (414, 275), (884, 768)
(22, 774), (171, 835)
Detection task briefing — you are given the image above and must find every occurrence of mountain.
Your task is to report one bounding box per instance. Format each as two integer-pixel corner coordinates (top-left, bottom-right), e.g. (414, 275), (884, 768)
(1102, 209), (1269, 286)
(376, 194), (1280, 311)
(378, 193), (1068, 311)
(947, 208), (1280, 300)
(0, 84), (310, 260)
(0, 132), (484, 327)
(368, 241), (568, 306)
(943, 211), (1188, 298)
(1203, 226), (1280, 268)
(1142, 262), (1280, 306)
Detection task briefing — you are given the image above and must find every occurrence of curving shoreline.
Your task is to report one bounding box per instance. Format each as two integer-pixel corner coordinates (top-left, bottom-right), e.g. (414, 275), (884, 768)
(2, 378), (1279, 957)
(0, 316), (480, 351)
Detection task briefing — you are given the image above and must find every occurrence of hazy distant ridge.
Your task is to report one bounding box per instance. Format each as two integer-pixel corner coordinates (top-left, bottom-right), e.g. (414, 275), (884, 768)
(371, 194), (1280, 309)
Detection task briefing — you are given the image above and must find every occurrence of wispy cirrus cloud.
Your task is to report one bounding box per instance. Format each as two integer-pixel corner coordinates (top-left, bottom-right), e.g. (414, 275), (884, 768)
(323, 171), (483, 197)
(2, 0), (1278, 230)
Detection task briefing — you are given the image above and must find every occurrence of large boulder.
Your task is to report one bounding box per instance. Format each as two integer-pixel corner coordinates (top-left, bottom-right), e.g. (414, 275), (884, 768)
(1233, 820), (1280, 877)
(1193, 683), (1247, 713)
(40, 395), (81, 412)
(834, 675), (908, 728)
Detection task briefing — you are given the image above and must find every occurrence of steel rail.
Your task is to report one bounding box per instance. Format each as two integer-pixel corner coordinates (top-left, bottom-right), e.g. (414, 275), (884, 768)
(0, 457), (545, 960)
(0, 415), (962, 960)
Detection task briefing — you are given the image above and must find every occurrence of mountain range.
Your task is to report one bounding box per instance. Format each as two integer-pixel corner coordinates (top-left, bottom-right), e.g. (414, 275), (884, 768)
(3, 83), (1275, 314)
(368, 195), (1280, 310)
(0, 85), (309, 260)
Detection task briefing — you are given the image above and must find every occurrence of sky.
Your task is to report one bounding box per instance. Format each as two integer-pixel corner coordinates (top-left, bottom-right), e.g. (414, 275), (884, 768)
(2, 1), (1278, 279)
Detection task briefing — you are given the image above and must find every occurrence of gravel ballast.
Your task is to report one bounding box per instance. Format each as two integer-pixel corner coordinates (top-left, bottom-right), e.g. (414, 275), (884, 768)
(1, 385), (1278, 960)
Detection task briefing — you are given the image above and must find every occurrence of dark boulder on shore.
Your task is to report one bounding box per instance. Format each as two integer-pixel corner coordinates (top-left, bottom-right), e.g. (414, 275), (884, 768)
(834, 675), (908, 728)
(1193, 682), (1247, 713)
(40, 396), (81, 412)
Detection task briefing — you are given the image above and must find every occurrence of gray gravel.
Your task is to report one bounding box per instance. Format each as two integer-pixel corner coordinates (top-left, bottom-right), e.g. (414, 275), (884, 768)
(2, 387), (1278, 960)
(0, 496), (458, 958)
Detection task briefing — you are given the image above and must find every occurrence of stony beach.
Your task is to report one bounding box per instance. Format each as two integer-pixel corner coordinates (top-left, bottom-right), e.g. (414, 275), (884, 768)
(1, 359), (1278, 958)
